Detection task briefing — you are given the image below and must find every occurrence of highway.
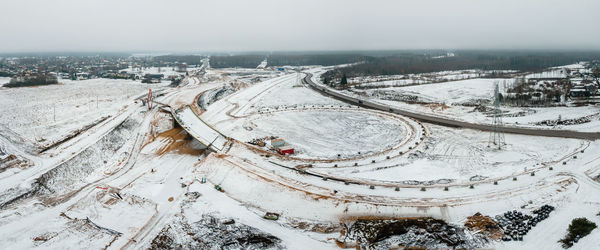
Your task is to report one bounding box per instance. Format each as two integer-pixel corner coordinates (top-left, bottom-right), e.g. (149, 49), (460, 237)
(302, 72), (600, 140)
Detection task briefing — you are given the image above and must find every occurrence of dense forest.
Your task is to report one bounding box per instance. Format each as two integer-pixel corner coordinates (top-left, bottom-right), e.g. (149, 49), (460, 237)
(209, 55), (264, 68)
(267, 54), (370, 66)
(322, 51), (600, 83)
(207, 53), (371, 68)
(153, 55), (205, 65)
(151, 51), (600, 77)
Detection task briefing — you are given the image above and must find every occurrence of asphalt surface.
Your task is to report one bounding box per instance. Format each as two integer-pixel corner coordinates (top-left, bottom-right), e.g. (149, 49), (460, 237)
(302, 72), (600, 140)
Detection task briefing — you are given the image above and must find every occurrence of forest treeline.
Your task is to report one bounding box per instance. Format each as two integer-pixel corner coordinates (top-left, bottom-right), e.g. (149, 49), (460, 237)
(322, 51), (600, 83)
(267, 54), (369, 66)
(209, 55), (264, 68)
(208, 54), (370, 68)
(153, 55), (204, 65)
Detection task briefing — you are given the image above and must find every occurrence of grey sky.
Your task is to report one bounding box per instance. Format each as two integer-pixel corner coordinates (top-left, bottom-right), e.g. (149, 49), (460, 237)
(1, 0), (599, 53)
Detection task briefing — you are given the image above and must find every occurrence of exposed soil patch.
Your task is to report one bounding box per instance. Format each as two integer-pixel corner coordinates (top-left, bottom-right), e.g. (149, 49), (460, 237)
(153, 128), (205, 156)
(0, 154), (33, 174)
(464, 212), (503, 239)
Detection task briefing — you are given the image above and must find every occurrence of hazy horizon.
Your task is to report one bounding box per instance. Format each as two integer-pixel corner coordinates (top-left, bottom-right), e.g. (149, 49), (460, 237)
(1, 0), (599, 53)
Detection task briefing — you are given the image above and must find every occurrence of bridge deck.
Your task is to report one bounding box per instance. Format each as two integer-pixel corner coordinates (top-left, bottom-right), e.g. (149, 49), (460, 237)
(172, 106), (229, 152)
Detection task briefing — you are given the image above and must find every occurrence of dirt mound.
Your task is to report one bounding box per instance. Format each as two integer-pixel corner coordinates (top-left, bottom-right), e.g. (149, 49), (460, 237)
(150, 215), (283, 250)
(153, 128), (205, 156)
(340, 217), (487, 249)
(464, 212), (503, 239)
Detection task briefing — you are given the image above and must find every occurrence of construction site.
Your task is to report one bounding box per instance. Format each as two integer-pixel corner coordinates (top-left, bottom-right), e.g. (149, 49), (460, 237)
(0, 58), (599, 250)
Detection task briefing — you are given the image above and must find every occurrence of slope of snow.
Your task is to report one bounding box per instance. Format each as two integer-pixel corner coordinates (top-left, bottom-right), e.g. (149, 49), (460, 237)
(0, 78), (155, 148)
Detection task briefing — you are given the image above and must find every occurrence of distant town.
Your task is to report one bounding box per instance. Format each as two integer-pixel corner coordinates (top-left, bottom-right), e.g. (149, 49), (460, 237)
(0, 55), (198, 87)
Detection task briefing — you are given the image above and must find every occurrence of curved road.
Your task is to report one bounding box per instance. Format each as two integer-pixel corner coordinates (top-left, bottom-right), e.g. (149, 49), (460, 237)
(302, 72), (600, 140)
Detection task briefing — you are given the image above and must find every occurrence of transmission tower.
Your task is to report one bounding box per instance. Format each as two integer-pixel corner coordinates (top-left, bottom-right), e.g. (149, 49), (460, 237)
(488, 82), (505, 149)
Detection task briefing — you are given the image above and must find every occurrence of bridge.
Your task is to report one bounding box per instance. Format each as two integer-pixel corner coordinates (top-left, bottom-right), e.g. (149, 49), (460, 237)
(170, 106), (230, 152)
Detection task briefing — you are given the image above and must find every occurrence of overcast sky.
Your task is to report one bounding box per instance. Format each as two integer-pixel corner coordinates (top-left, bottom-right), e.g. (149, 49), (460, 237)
(1, 0), (599, 53)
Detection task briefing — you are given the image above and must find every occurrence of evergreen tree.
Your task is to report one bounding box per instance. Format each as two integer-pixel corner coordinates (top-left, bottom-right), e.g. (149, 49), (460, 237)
(340, 74), (347, 86)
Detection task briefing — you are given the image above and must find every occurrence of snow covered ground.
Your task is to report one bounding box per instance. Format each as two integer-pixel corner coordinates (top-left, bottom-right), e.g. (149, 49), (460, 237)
(0, 77), (10, 86)
(341, 75), (600, 133)
(364, 78), (509, 105)
(227, 109), (408, 159)
(0, 78), (158, 149)
(342, 124), (583, 183)
(0, 66), (598, 249)
(350, 69), (517, 88)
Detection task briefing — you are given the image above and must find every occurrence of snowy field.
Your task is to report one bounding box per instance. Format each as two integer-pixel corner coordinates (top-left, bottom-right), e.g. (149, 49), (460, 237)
(0, 77), (10, 86)
(365, 78), (509, 105)
(351, 69), (517, 88)
(228, 109), (408, 159)
(0, 78), (157, 148)
(0, 66), (598, 250)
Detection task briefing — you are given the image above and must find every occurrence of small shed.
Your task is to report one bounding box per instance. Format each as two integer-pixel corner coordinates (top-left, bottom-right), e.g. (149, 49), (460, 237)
(277, 145), (294, 155)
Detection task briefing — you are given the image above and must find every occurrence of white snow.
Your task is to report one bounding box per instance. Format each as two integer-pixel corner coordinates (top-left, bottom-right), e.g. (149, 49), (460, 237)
(0, 78), (155, 148)
(370, 78), (509, 105)
(0, 77), (11, 86)
(0, 65), (599, 250)
(226, 109), (408, 159)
